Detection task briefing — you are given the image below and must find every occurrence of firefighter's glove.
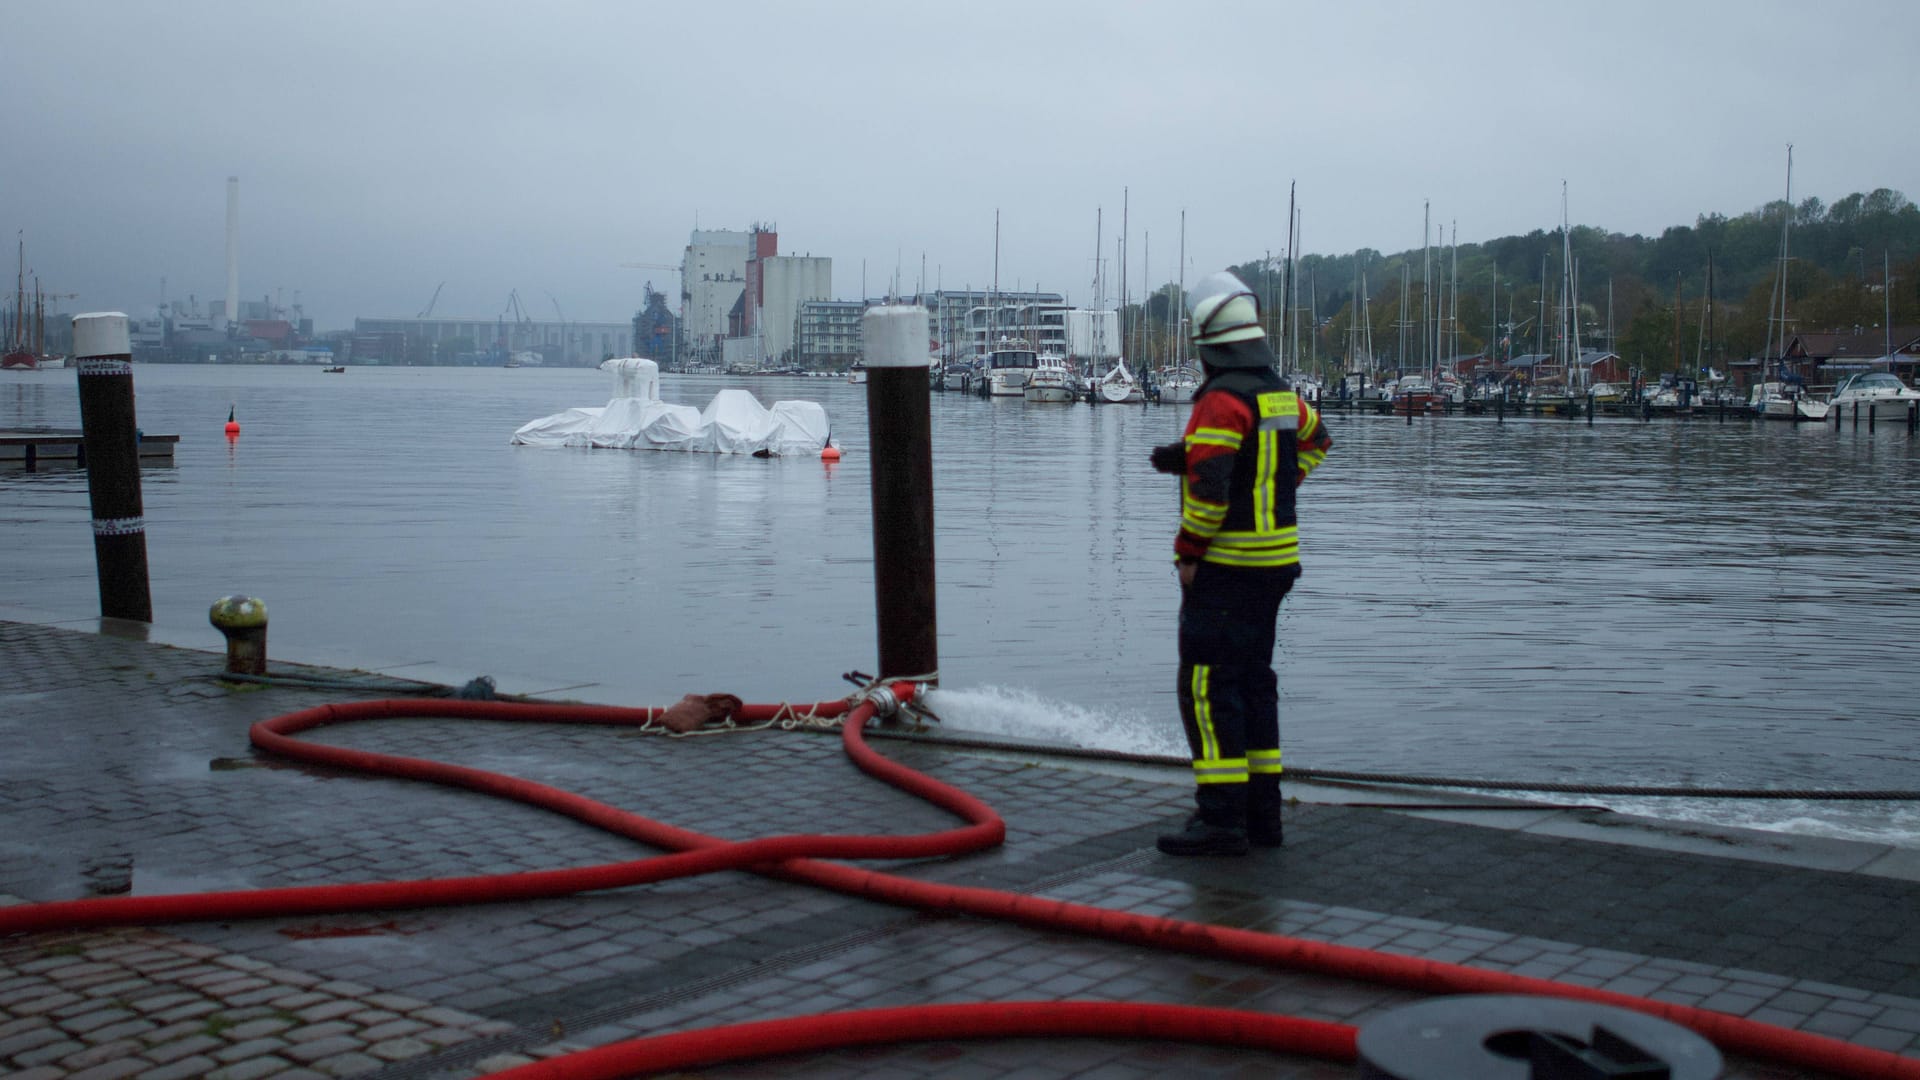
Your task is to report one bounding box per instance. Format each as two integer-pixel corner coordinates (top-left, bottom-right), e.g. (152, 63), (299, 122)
(1150, 442), (1187, 474)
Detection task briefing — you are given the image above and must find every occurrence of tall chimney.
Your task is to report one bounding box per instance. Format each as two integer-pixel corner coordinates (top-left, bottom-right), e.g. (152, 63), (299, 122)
(225, 176), (239, 329)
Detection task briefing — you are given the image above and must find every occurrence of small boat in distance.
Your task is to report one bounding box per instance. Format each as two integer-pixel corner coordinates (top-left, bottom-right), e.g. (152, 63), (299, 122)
(322, 366), (346, 374)
(1156, 365), (1201, 404)
(847, 361), (867, 385)
(1023, 353), (1076, 403)
(1093, 360), (1146, 404)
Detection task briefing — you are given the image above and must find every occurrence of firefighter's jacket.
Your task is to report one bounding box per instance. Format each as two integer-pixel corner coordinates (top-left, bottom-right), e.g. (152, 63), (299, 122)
(1175, 368), (1331, 571)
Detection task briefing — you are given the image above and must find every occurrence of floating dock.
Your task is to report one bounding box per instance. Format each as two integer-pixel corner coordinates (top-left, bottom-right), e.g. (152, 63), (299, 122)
(0, 428), (179, 468)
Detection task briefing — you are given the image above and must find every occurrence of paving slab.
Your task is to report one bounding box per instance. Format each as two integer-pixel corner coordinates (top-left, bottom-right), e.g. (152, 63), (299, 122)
(2, 618), (1917, 1079)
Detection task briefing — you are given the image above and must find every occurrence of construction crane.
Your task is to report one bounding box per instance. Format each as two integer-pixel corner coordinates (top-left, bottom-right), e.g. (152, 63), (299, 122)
(619, 261), (678, 273)
(418, 282), (445, 319)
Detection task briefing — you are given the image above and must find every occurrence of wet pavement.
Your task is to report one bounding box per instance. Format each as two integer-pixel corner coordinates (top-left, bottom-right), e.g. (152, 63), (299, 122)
(3, 615), (1919, 1079)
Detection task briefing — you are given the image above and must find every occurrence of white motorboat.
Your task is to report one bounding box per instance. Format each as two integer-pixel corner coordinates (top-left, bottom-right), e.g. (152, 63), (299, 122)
(1023, 353), (1076, 403)
(847, 361), (867, 385)
(981, 340), (1038, 397)
(1829, 371), (1920, 420)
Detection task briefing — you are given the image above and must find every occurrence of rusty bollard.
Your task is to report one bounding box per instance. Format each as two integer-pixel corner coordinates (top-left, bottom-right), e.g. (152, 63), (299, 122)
(209, 595), (269, 676)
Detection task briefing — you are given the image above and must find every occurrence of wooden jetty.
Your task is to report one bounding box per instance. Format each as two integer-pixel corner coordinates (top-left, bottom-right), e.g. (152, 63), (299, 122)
(0, 429), (179, 469)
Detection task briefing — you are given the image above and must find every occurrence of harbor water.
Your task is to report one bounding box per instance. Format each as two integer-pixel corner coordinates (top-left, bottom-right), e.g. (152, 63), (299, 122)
(4, 364), (1919, 848)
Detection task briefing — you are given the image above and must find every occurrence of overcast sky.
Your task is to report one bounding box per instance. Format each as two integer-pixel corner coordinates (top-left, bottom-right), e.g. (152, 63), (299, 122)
(4, 0), (1915, 331)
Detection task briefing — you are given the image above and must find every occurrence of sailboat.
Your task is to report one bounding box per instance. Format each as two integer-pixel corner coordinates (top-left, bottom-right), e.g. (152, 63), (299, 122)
(3, 236), (40, 370)
(1752, 146), (1829, 422)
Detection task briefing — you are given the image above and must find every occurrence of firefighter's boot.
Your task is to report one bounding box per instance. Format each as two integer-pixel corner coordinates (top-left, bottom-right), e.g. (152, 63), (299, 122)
(1157, 785), (1249, 857)
(1248, 774), (1284, 848)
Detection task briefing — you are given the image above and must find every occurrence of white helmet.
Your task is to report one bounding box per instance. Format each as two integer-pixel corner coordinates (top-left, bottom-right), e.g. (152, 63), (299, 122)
(1187, 271), (1265, 345)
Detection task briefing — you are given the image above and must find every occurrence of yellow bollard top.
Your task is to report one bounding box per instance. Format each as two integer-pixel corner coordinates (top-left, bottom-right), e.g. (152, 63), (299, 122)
(208, 595), (268, 629)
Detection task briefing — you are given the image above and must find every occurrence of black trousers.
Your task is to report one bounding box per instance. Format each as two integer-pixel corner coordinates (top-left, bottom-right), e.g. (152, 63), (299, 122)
(1176, 562), (1294, 823)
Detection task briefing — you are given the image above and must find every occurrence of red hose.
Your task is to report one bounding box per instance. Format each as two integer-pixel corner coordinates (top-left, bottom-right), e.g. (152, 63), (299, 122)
(482, 1002), (1358, 1080)
(2, 685), (1913, 1079)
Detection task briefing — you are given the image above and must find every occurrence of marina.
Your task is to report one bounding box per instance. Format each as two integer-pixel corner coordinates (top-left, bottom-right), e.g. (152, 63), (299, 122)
(3, 363), (1918, 851)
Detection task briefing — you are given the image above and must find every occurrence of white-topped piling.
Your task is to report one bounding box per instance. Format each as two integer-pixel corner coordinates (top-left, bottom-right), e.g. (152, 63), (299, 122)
(862, 305), (938, 685)
(73, 312), (152, 622)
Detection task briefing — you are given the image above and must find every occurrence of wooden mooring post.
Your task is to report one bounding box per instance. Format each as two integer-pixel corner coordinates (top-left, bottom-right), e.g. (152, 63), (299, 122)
(73, 313), (152, 623)
(862, 305), (938, 685)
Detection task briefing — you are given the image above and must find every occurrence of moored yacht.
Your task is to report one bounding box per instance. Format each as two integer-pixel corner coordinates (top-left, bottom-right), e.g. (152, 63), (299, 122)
(1023, 352), (1076, 402)
(1829, 371), (1920, 418)
(980, 339), (1038, 397)
(1092, 360), (1146, 404)
(1156, 364), (1201, 404)
(1751, 380), (1829, 421)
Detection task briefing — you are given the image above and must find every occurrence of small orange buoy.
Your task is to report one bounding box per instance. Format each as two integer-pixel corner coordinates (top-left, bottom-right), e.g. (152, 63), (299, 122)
(224, 405), (240, 437)
(820, 444), (841, 462)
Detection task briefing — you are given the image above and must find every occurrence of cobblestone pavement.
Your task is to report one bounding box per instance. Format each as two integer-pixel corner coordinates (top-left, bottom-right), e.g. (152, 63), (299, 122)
(3, 618), (1918, 1078)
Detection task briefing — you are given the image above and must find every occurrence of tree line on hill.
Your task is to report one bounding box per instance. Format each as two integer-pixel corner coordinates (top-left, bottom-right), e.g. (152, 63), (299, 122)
(1119, 188), (1919, 375)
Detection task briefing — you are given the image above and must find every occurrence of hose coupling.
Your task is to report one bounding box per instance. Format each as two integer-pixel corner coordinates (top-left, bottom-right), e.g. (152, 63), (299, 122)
(865, 683), (901, 718)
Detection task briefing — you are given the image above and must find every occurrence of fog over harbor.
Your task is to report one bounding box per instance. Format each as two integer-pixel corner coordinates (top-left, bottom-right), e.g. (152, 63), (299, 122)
(4, 0), (1918, 330)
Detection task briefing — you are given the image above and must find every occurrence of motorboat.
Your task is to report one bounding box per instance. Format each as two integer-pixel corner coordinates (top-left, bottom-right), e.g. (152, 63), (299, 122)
(1587, 381), (1626, 404)
(1829, 371), (1920, 420)
(847, 361), (867, 385)
(1023, 353), (1076, 403)
(1390, 374), (1443, 412)
(980, 339), (1038, 397)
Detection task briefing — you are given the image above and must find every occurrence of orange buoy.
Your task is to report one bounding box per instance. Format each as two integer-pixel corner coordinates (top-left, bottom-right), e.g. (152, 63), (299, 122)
(224, 405), (240, 437)
(821, 444), (841, 462)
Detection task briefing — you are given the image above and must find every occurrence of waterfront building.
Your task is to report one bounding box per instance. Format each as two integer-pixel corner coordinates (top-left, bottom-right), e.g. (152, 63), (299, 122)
(796, 299), (865, 369)
(757, 256), (831, 364)
(1783, 325), (1920, 381)
(916, 290), (1065, 363)
(682, 229), (753, 365)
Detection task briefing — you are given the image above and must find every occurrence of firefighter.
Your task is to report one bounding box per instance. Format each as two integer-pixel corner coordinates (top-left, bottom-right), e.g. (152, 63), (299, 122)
(1149, 270), (1332, 856)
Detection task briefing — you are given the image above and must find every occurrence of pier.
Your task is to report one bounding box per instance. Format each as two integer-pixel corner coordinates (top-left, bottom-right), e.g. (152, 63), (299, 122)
(1, 615), (1916, 1078)
(0, 427), (179, 469)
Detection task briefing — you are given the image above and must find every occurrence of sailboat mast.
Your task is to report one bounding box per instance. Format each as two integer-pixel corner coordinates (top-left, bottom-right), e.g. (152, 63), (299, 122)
(1291, 207), (1303, 376)
(1281, 182), (1295, 371)
(1121, 188), (1130, 364)
(13, 233), (22, 352)
(1177, 206), (1185, 368)
(1765, 145), (1793, 369)
(1448, 222), (1459, 376)
(1560, 182), (1576, 388)
(1886, 250), (1895, 369)
(1536, 252), (1547, 360)
(1398, 263), (1410, 370)
(1707, 251), (1716, 379)
(1421, 202), (1431, 377)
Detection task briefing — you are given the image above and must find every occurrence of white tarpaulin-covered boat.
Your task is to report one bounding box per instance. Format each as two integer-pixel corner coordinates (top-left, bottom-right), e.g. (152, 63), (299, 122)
(510, 358), (832, 456)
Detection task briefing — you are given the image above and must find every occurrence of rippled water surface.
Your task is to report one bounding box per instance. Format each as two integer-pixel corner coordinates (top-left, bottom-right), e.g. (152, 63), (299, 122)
(5, 365), (1919, 845)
